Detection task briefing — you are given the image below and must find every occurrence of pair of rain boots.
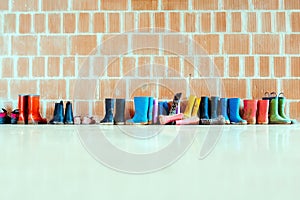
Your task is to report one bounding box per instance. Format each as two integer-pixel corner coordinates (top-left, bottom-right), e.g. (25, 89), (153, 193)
(0, 108), (19, 124)
(49, 101), (74, 124)
(100, 98), (126, 125)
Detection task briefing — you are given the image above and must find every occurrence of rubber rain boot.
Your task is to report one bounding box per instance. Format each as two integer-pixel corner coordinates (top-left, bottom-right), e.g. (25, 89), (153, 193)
(148, 97), (154, 124)
(10, 109), (20, 124)
(242, 100), (258, 124)
(257, 100), (269, 124)
(27, 95), (47, 124)
(17, 94), (29, 124)
(183, 95), (196, 119)
(278, 93), (294, 124)
(64, 101), (74, 124)
(126, 97), (149, 125)
(269, 97), (291, 124)
(152, 99), (158, 124)
(200, 96), (210, 125)
(114, 98), (125, 125)
(210, 96), (219, 119)
(0, 108), (10, 124)
(159, 113), (184, 125)
(228, 98), (247, 125)
(191, 97), (201, 117)
(49, 101), (64, 124)
(100, 98), (115, 125)
(218, 98), (230, 124)
(169, 93), (182, 115)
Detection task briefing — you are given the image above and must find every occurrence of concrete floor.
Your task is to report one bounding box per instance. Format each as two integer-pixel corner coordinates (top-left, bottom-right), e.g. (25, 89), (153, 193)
(0, 125), (299, 200)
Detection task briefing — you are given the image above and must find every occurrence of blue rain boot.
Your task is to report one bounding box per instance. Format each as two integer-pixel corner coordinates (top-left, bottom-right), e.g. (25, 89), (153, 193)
(148, 97), (154, 124)
(163, 101), (170, 115)
(126, 96), (149, 125)
(228, 98), (247, 125)
(100, 98), (114, 125)
(219, 98), (230, 124)
(200, 96), (210, 125)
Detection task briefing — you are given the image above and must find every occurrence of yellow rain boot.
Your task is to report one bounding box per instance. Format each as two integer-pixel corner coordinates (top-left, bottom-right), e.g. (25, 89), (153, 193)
(191, 97), (201, 117)
(183, 95), (196, 119)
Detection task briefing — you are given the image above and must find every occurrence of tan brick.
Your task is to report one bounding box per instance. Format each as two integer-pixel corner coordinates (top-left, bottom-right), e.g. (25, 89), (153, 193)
(78, 13), (90, 33)
(285, 34), (300, 54)
(10, 80), (37, 98)
(12, 0), (39, 11)
(92, 100), (104, 119)
(200, 13), (211, 32)
(100, 79), (126, 98)
(231, 12), (241, 32)
(63, 57), (76, 77)
(253, 34), (279, 54)
(73, 0), (98, 10)
(224, 34), (249, 54)
(281, 80), (300, 99)
(223, 0), (249, 10)
(158, 79), (186, 99)
(48, 14), (61, 33)
(40, 36), (67, 55)
(71, 35), (97, 55)
(1, 58), (14, 78)
(139, 12), (151, 31)
(229, 57), (239, 77)
(251, 79), (277, 99)
(93, 13), (105, 33)
(168, 57), (181, 77)
(107, 57), (121, 77)
(123, 57), (136, 77)
(132, 34), (159, 55)
(138, 57), (151, 77)
(276, 12), (286, 32)
(162, 0), (188, 10)
(193, 0), (218, 10)
(63, 14), (75, 33)
(170, 12), (181, 32)
(284, 0), (300, 9)
(289, 102), (300, 120)
(194, 34), (219, 54)
(4, 14), (16, 33)
(183, 58), (195, 77)
(213, 57), (224, 77)
(19, 14), (31, 33)
(153, 56), (166, 77)
(222, 79), (247, 98)
(42, 0), (68, 10)
(108, 13), (120, 33)
(247, 12), (257, 32)
(69, 79), (97, 100)
(17, 58), (29, 77)
(0, 0), (8, 10)
(12, 36), (37, 55)
(215, 12), (226, 32)
(261, 12), (272, 32)
(73, 101), (90, 117)
(129, 79), (157, 98)
(273, 57), (286, 77)
(259, 57), (270, 77)
(40, 80), (66, 99)
(291, 57), (300, 77)
(47, 57), (60, 77)
(291, 12), (300, 32)
(102, 0), (128, 10)
(0, 36), (9, 55)
(154, 13), (165, 29)
(244, 56), (255, 77)
(252, 0), (279, 9)
(185, 13), (195, 32)
(190, 79), (212, 97)
(132, 0), (157, 10)
(0, 80), (8, 98)
(34, 14), (45, 33)
(32, 57), (45, 77)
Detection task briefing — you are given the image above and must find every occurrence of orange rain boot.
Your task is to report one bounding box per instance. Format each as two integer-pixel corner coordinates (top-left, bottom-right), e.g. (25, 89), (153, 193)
(17, 94), (29, 124)
(257, 100), (269, 124)
(27, 95), (47, 124)
(242, 100), (258, 124)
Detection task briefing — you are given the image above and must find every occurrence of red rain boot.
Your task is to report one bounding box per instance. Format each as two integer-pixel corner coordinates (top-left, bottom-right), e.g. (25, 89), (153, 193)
(242, 100), (258, 124)
(257, 100), (269, 125)
(27, 95), (47, 124)
(18, 94), (29, 124)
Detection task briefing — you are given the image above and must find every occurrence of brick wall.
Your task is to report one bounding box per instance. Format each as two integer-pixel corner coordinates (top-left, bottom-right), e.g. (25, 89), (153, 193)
(0, 0), (300, 121)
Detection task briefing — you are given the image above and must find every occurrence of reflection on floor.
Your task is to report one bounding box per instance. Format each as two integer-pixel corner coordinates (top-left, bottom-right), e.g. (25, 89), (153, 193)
(0, 125), (299, 200)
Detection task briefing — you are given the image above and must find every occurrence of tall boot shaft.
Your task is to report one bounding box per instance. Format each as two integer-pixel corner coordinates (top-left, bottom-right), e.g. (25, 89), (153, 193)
(100, 98), (115, 124)
(210, 96), (220, 119)
(191, 97), (201, 117)
(184, 95), (196, 118)
(114, 98), (125, 125)
(64, 101), (74, 124)
(200, 96), (210, 119)
(18, 94), (29, 124)
(257, 100), (269, 124)
(269, 97), (291, 124)
(228, 98), (246, 125)
(27, 94), (47, 124)
(218, 98), (230, 124)
(242, 100), (258, 124)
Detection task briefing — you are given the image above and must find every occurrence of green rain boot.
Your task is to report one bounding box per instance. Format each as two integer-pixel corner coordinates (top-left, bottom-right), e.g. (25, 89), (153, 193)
(269, 97), (291, 124)
(278, 93), (294, 124)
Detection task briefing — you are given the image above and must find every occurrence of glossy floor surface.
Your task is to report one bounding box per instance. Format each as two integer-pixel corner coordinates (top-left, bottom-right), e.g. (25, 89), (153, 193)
(0, 125), (299, 200)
